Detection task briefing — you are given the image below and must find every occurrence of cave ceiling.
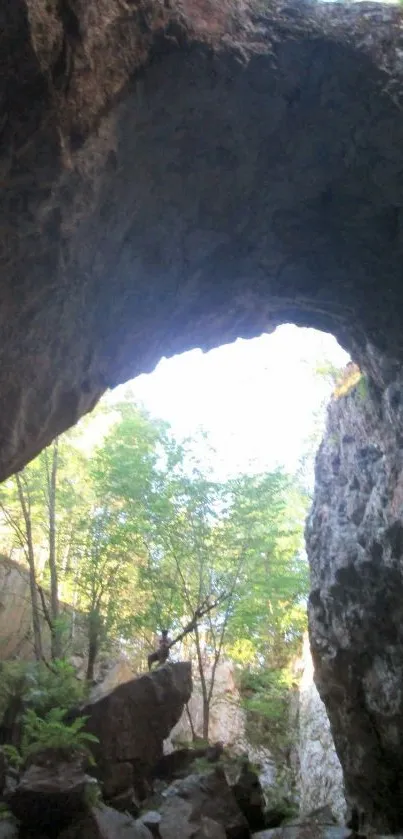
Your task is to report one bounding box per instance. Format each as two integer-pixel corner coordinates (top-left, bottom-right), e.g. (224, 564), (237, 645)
(1, 0), (403, 477)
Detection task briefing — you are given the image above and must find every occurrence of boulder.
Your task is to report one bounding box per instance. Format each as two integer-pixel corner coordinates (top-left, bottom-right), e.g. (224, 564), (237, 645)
(225, 759), (266, 832)
(7, 751), (98, 833)
(194, 817), (227, 839)
(108, 788), (140, 816)
(252, 829), (351, 839)
(0, 821), (19, 839)
(159, 768), (250, 839)
(153, 743), (223, 782)
(102, 762), (134, 800)
(139, 811), (162, 838)
(82, 663), (192, 792)
(59, 805), (152, 839)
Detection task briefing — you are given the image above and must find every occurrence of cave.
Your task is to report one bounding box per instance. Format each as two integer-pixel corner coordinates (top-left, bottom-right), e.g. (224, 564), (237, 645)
(3, 0), (403, 831)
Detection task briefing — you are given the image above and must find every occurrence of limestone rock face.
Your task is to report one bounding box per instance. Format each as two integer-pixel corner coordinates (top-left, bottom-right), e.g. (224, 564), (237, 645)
(83, 663), (192, 784)
(306, 371), (403, 832)
(2, 1), (403, 479)
(297, 637), (346, 824)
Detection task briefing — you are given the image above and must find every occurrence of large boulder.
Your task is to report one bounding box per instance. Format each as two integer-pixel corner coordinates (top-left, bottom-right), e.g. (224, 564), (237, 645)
(0, 821), (19, 839)
(59, 805), (152, 839)
(158, 768), (250, 839)
(82, 663), (192, 793)
(7, 751), (98, 833)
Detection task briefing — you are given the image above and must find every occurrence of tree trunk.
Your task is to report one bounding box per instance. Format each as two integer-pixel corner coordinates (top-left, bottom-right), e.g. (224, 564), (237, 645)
(194, 624), (210, 742)
(185, 703), (197, 742)
(86, 608), (101, 682)
(47, 439), (61, 659)
(202, 696), (210, 741)
(16, 474), (43, 661)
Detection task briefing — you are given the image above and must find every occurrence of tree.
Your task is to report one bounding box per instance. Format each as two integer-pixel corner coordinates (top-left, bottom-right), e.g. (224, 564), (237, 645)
(69, 402), (169, 677)
(0, 396), (310, 725)
(93, 408), (310, 739)
(0, 434), (90, 662)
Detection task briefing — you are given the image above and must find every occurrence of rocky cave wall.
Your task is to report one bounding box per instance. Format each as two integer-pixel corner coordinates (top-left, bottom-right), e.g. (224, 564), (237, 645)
(307, 371), (403, 832)
(4, 0), (403, 830)
(2, 0), (403, 479)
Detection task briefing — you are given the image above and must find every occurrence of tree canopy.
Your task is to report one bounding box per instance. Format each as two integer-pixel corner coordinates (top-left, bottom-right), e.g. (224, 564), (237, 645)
(0, 398), (310, 738)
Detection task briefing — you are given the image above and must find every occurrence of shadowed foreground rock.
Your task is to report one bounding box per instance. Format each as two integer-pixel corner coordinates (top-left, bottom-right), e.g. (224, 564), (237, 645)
(82, 663), (192, 794)
(8, 752), (95, 834)
(307, 370), (403, 832)
(59, 805), (152, 839)
(157, 768), (250, 839)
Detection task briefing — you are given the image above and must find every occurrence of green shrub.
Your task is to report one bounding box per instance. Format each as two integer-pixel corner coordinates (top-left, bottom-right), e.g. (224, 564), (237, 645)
(0, 658), (88, 736)
(22, 659), (88, 715)
(20, 707), (98, 764)
(0, 661), (28, 726)
(239, 667), (296, 758)
(2, 744), (23, 770)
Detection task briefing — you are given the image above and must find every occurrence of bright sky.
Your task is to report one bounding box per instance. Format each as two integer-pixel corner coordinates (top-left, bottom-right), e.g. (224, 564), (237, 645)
(108, 324), (349, 480)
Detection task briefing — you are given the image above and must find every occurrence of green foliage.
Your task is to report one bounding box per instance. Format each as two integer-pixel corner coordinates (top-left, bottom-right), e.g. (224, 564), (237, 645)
(83, 780), (103, 807)
(2, 744), (23, 770)
(0, 397), (310, 730)
(191, 756), (216, 774)
(239, 667), (297, 758)
(0, 661), (28, 726)
(20, 708), (98, 763)
(22, 659), (88, 714)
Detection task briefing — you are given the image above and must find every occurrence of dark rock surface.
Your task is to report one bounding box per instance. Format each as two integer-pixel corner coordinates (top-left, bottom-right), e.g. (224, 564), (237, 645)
(232, 762), (266, 832)
(252, 829), (350, 839)
(158, 768), (250, 839)
(82, 663), (192, 790)
(152, 743), (223, 781)
(306, 371), (403, 832)
(2, 1), (403, 480)
(59, 805), (152, 839)
(7, 753), (95, 833)
(0, 821), (19, 839)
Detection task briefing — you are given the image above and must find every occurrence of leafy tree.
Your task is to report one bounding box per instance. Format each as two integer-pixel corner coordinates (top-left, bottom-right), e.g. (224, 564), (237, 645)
(0, 434), (91, 661)
(93, 410), (310, 738)
(0, 396), (310, 746)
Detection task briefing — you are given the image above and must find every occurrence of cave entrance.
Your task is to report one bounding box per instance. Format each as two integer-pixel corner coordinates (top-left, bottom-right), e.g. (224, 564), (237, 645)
(107, 323), (349, 484)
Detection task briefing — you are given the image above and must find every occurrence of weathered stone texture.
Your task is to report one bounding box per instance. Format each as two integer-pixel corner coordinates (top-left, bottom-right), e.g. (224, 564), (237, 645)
(83, 663), (192, 773)
(307, 371), (403, 832)
(2, 1), (403, 479)
(298, 636), (346, 824)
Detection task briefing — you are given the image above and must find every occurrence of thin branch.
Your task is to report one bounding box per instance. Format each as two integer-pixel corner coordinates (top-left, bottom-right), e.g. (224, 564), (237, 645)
(167, 593), (228, 650)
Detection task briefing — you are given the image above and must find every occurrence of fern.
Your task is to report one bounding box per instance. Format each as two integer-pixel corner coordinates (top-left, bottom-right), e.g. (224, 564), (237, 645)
(2, 744), (23, 770)
(20, 708), (99, 764)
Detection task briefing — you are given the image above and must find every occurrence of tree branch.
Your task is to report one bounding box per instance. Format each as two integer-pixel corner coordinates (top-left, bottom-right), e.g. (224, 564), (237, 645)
(167, 593), (228, 650)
